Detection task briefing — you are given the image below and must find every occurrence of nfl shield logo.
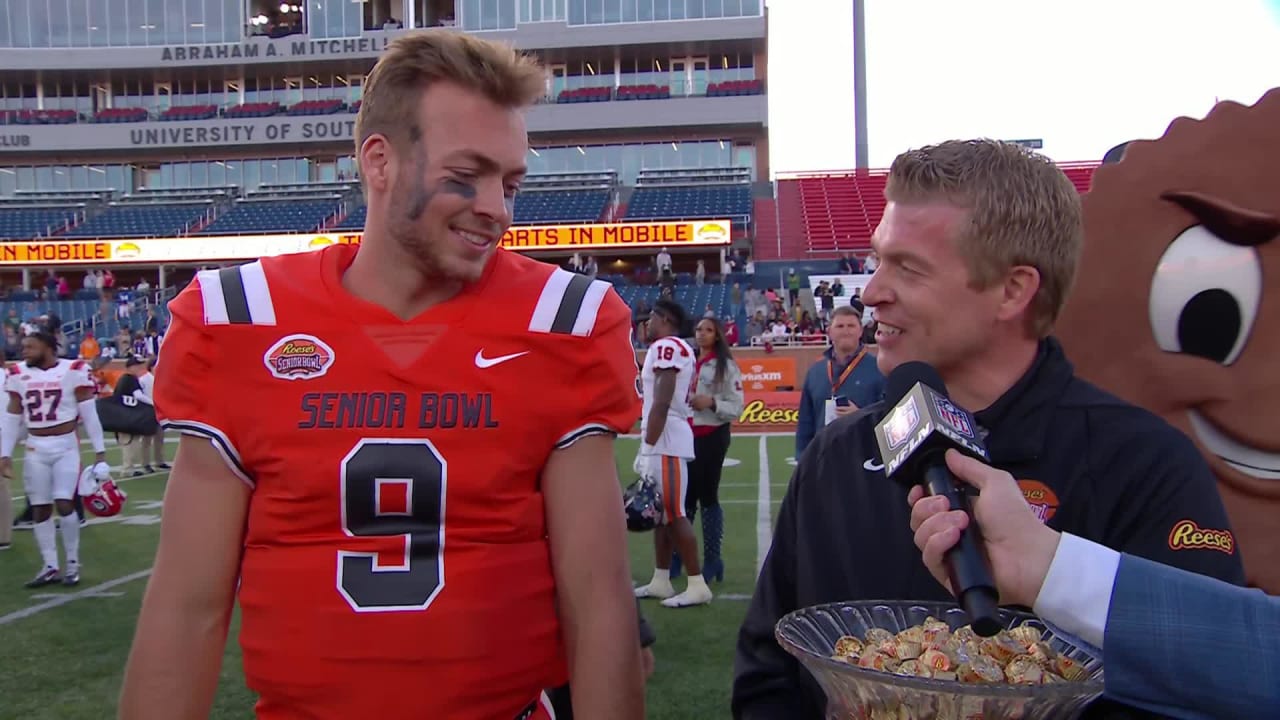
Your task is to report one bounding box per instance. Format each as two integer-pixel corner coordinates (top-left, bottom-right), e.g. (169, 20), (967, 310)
(934, 396), (974, 438)
(883, 396), (920, 449)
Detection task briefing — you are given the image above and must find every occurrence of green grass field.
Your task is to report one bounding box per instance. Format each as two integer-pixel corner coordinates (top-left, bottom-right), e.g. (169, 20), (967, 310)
(0, 432), (798, 719)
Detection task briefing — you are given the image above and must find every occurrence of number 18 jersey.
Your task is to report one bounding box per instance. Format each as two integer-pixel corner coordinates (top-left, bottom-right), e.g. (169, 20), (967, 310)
(640, 335), (696, 460)
(154, 245), (641, 720)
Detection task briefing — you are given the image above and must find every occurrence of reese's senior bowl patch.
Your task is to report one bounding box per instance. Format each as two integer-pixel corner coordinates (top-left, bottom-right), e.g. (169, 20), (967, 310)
(264, 334), (336, 380)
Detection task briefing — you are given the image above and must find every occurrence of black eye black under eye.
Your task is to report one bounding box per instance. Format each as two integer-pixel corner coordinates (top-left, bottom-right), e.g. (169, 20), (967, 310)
(1177, 288), (1242, 364)
(440, 178), (477, 199)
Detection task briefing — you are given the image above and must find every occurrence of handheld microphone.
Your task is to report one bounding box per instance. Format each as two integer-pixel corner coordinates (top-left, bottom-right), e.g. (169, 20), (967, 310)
(872, 361), (1002, 637)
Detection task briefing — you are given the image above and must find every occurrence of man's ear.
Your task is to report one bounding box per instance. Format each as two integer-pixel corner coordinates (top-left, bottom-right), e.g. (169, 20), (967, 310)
(359, 134), (395, 194)
(996, 265), (1041, 324)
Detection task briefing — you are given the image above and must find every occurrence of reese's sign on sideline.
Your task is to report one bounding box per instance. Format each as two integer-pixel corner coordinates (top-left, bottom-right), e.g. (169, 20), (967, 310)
(733, 391), (801, 433)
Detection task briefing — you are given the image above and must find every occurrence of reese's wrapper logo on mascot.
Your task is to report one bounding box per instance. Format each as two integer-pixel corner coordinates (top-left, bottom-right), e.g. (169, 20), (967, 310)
(1168, 519), (1236, 555)
(1056, 88), (1280, 592)
(264, 334), (336, 380)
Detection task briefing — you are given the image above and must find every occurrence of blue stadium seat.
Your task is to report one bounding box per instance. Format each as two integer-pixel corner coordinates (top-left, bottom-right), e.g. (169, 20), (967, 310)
(513, 190), (608, 224)
(196, 200), (339, 235)
(64, 203), (211, 238)
(625, 185), (752, 221)
(0, 207), (80, 240)
(332, 205), (368, 230)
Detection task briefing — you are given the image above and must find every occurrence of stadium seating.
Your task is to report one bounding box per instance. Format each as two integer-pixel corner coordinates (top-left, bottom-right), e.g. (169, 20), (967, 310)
(514, 190), (609, 224)
(557, 87), (612, 104)
(287, 99), (346, 116)
(224, 102), (283, 119)
(159, 105), (219, 122)
(92, 107), (149, 123)
(626, 185), (751, 221)
(64, 201), (214, 238)
(0, 206), (82, 240)
(1, 109), (78, 125)
(196, 198), (338, 235)
(706, 79), (763, 97)
(1059, 162), (1099, 193)
(616, 84), (672, 101)
(332, 204), (367, 230)
(625, 167), (753, 223)
(609, 281), (733, 323)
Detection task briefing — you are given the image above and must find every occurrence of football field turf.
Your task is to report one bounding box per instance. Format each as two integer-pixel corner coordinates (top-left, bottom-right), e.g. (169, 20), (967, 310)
(0, 433), (797, 719)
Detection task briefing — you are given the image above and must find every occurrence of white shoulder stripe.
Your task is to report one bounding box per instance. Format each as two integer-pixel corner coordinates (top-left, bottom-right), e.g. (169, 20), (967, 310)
(239, 261), (277, 325)
(196, 268), (229, 325)
(529, 268), (575, 334)
(569, 279), (612, 337)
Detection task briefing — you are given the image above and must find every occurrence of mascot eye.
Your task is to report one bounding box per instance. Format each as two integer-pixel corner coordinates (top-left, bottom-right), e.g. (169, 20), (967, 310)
(1148, 224), (1262, 365)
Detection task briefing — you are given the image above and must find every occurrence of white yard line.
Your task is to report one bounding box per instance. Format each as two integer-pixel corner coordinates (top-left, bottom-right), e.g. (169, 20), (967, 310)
(9, 467), (168, 503)
(0, 569), (152, 626)
(756, 436), (772, 578)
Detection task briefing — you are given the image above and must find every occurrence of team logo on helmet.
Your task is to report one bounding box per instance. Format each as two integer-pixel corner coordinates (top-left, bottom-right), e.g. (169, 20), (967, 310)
(263, 334), (336, 380)
(622, 476), (664, 532)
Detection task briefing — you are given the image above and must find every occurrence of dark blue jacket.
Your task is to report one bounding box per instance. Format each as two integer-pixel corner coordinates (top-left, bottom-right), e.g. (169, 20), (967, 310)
(734, 338), (1244, 720)
(795, 345), (885, 456)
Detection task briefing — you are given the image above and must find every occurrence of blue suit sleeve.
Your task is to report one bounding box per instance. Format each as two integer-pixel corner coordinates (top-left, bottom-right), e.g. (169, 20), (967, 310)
(1104, 553), (1280, 719)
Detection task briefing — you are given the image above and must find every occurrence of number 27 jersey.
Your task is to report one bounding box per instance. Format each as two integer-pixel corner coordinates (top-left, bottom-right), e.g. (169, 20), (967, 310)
(153, 245), (641, 720)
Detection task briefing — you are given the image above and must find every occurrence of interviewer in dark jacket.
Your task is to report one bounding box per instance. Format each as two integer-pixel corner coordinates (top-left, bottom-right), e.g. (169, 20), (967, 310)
(732, 139), (1243, 720)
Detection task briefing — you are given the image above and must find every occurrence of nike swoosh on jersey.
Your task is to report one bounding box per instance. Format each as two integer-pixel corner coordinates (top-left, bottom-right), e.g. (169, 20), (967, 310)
(474, 350), (530, 368)
(863, 458), (885, 472)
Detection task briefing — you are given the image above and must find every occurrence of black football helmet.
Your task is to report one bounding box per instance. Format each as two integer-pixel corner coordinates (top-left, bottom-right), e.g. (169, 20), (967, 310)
(622, 476), (664, 532)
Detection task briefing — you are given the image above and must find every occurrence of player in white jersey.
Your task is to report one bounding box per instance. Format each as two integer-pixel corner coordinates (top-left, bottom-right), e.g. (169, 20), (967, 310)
(1, 331), (110, 587)
(633, 300), (713, 608)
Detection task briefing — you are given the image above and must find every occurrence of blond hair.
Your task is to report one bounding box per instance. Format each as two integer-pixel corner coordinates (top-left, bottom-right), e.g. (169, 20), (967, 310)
(885, 139), (1083, 337)
(355, 29), (546, 159)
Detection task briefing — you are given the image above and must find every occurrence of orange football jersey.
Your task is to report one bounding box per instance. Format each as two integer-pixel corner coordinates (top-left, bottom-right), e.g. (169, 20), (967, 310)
(154, 244), (641, 720)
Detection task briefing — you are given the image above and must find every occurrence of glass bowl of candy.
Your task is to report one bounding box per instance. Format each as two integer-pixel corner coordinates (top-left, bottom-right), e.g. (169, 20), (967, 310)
(775, 600), (1105, 720)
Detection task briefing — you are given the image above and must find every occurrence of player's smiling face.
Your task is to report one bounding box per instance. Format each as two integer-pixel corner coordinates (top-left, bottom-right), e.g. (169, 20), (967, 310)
(386, 80), (528, 283)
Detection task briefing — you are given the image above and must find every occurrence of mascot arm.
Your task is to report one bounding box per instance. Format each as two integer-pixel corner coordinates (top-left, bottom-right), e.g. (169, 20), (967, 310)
(1101, 427), (1246, 586)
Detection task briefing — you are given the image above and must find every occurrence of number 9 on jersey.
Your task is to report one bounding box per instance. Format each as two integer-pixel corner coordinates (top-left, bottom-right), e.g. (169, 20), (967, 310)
(337, 439), (447, 613)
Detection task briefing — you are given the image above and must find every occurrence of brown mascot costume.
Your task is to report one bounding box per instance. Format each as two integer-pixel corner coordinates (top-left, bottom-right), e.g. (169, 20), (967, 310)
(1057, 88), (1280, 593)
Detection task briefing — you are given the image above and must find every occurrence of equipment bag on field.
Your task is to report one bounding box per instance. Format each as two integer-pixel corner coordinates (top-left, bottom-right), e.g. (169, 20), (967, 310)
(97, 372), (160, 436)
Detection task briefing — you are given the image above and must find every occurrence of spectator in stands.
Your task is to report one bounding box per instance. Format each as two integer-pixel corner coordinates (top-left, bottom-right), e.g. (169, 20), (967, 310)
(695, 259), (706, 286)
(5, 309), (19, 336)
(831, 278), (845, 297)
(56, 276), (69, 299)
(729, 283), (743, 319)
(839, 253), (859, 274)
(83, 271), (98, 293)
(655, 247), (673, 285)
(796, 311), (818, 336)
(744, 312), (765, 346)
(582, 255), (598, 279)
(723, 318), (740, 347)
(136, 277), (151, 298)
(814, 280), (834, 322)
(794, 306), (885, 456)
(766, 317), (789, 342)
(703, 304), (716, 319)
(786, 269), (801, 305)
(863, 252), (879, 273)
(79, 334), (100, 361)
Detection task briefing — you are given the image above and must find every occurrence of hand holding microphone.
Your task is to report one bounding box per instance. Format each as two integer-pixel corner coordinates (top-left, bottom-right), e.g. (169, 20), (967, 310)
(908, 450), (1062, 610)
(872, 362), (1001, 636)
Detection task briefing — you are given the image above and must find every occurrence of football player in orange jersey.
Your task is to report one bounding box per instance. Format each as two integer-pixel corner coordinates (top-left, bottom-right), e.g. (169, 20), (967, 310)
(120, 30), (646, 720)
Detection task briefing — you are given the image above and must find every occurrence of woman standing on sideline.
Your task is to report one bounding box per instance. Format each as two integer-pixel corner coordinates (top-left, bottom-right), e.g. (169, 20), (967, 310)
(672, 317), (744, 582)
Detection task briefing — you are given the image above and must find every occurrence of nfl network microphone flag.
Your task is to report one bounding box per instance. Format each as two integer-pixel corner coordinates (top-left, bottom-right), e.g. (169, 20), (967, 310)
(874, 379), (989, 482)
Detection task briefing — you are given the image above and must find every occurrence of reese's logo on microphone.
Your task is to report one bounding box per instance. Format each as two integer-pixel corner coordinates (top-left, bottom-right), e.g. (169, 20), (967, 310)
(1168, 519), (1235, 555)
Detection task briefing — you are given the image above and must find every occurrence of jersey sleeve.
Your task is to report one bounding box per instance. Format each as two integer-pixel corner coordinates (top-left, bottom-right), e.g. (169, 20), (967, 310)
(68, 360), (94, 390)
(648, 336), (694, 372)
(553, 289), (642, 450)
(4, 366), (22, 398)
(153, 279), (254, 487)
